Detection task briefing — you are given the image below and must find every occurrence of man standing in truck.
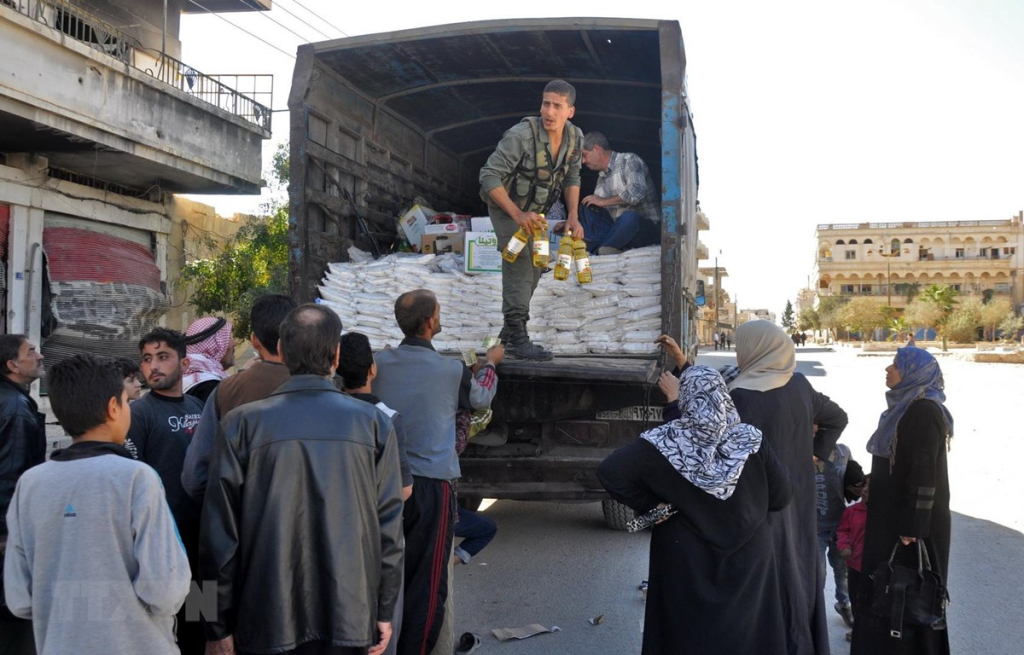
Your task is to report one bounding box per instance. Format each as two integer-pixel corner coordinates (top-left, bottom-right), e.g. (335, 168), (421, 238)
(578, 131), (662, 255)
(479, 79), (585, 361)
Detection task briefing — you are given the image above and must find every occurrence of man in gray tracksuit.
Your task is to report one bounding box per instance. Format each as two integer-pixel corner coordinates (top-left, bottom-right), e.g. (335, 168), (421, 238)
(3, 354), (190, 655)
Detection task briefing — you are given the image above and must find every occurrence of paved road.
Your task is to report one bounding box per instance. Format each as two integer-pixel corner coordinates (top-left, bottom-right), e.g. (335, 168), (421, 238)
(451, 347), (1024, 654)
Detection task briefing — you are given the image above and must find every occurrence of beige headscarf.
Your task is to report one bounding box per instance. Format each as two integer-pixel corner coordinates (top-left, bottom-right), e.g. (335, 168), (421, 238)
(728, 320), (795, 392)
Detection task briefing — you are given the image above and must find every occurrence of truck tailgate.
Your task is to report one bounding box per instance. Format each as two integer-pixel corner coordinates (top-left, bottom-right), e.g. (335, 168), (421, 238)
(496, 356), (660, 385)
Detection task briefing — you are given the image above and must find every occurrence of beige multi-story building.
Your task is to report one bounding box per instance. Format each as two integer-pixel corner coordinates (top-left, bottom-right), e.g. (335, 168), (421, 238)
(1, 0), (271, 385)
(814, 213), (1024, 310)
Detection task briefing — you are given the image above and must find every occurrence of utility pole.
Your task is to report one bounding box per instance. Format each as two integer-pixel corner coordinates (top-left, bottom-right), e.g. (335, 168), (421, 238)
(714, 253), (721, 332)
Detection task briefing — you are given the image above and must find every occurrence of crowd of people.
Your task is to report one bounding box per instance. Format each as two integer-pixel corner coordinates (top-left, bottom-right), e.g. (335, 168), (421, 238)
(0, 289), (501, 655)
(0, 73), (954, 655)
(600, 320), (953, 655)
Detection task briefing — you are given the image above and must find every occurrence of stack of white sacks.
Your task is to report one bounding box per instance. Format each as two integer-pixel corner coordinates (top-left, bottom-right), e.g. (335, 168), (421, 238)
(317, 245), (662, 355)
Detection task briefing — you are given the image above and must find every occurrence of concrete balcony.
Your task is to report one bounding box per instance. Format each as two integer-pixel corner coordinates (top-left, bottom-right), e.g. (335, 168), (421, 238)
(0, 0), (272, 194)
(696, 210), (710, 232)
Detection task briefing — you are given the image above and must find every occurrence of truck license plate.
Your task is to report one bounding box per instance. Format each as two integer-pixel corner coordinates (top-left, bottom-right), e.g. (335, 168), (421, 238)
(595, 406), (662, 422)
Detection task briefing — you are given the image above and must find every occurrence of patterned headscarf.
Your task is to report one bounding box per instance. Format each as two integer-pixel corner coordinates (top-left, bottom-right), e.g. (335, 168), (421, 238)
(182, 317), (233, 392)
(729, 320), (795, 392)
(866, 346), (953, 459)
(642, 366), (763, 500)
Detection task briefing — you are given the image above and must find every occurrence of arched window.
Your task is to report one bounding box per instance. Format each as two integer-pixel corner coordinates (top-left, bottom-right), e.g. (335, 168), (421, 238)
(863, 238), (874, 244)
(849, 239), (858, 245)
(890, 238), (901, 254)
(904, 238), (914, 244)
(835, 239), (846, 245)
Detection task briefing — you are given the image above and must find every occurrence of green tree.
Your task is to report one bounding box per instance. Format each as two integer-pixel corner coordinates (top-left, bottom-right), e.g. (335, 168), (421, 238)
(918, 284), (958, 350)
(781, 300), (795, 332)
(839, 297), (887, 340)
(903, 300), (944, 341)
(179, 144), (291, 339)
(943, 297), (982, 344)
(979, 298), (1012, 341)
(817, 296), (847, 342)
(888, 315), (910, 342)
(998, 312), (1024, 341)
(798, 307), (820, 332)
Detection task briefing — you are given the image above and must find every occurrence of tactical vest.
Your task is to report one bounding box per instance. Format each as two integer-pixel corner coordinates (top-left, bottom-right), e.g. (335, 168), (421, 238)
(488, 117), (581, 214)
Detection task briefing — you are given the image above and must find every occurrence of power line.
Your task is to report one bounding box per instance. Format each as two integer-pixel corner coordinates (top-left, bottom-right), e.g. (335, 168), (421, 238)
(270, 0), (334, 41)
(237, 0), (315, 44)
(185, 0), (296, 59)
(280, 0), (349, 38)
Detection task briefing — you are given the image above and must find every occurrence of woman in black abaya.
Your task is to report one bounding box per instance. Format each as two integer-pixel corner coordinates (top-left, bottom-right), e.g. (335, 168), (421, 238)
(851, 347), (952, 655)
(598, 366), (792, 655)
(729, 320), (849, 655)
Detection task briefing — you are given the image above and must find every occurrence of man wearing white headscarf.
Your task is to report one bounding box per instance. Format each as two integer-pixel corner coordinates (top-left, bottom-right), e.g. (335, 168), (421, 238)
(729, 320), (849, 655)
(183, 316), (234, 403)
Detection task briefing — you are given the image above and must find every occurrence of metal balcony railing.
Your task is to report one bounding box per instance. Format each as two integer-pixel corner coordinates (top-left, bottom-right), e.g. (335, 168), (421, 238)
(4, 0), (272, 131)
(817, 219), (1014, 231)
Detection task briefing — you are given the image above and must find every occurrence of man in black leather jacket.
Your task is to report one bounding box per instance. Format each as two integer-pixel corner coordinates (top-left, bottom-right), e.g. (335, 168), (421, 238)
(201, 305), (404, 655)
(0, 334), (47, 655)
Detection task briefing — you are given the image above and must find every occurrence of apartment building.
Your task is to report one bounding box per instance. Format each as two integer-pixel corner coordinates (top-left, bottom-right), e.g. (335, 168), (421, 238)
(0, 0), (271, 380)
(814, 213), (1024, 310)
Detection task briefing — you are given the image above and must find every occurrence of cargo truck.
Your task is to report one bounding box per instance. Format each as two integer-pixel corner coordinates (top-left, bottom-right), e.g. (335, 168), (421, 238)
(288, 17), (703, 529)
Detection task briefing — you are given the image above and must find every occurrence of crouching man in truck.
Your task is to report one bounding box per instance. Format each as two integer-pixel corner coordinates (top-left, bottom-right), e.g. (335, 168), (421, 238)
(577, 131), (662, 255)
(479, 79), (585, 361)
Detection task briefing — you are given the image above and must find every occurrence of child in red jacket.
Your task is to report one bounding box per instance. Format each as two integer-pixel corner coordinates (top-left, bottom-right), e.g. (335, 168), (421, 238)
(837, 474), (870, 640)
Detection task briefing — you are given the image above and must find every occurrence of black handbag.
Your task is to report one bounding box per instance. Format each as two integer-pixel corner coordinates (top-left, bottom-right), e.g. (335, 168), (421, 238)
(869, 539), (948, 638)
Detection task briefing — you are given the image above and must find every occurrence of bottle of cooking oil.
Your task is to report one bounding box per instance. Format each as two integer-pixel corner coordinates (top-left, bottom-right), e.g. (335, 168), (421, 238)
(553, 229), (573, 281)
(501, 227), (530, 263)
(573, 237), (593, 284)
(532, 215), (550, 268)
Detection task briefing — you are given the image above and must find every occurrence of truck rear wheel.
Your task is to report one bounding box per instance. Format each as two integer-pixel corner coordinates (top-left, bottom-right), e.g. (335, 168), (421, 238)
(601, 499), (635, 531)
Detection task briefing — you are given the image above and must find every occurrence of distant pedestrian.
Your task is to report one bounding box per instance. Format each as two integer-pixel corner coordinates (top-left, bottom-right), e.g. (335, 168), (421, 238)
(725, 333), (732, 350)
(0, 334), (47, 654)
(906, 334), (917, 348)
(201, 304), (404, 655)
(851, 347), (952, 654)
(713, 332), (720, 351)
(599, 365), (792, 654)
(729, 320), (849, 654)
(3, 354), (190, 655)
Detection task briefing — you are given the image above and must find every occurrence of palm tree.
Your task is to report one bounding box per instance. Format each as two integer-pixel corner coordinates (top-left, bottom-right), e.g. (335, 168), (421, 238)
(918, 284), (957, 351)
(889, 316), (909, 342)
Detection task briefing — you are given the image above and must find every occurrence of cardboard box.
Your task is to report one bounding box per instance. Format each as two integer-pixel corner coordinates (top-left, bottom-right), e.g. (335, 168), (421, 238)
(423, 222), (465, 236)
(421, 233), (464, 255)
(464, 231), (502, 273)
(399, 204), (436, 251)
(471, 216), (494, 232)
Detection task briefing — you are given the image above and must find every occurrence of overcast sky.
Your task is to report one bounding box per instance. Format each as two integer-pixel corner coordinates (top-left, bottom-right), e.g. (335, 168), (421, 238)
(180, 0), (1024, 316)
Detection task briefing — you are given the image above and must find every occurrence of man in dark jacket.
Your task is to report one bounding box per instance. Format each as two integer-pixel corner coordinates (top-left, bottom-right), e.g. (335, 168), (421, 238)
(201, 304), (404, 655)
(0, 334), (46, 655)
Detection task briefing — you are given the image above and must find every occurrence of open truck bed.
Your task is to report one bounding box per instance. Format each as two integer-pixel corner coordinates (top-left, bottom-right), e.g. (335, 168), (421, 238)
(289, 18), (699, 526)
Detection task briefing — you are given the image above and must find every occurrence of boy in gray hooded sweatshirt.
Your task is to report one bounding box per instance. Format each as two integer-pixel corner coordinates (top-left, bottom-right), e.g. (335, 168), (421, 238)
(3, 354), (191, 655)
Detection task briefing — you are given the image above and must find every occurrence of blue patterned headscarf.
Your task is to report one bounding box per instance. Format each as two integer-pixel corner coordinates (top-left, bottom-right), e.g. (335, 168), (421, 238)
(642, 366), (763, 500)
(866, 347), (953, 459)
